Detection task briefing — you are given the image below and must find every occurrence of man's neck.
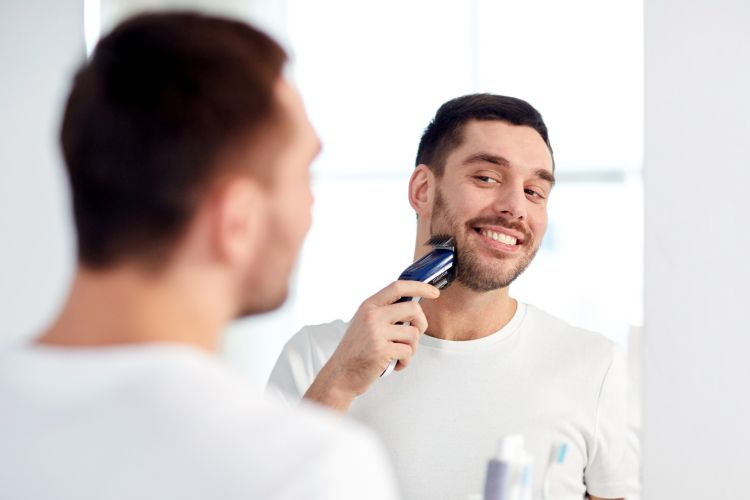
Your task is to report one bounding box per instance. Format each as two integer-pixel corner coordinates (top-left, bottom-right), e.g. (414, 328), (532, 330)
(419, 283), (517, 341)
(37, 265), (230, 352)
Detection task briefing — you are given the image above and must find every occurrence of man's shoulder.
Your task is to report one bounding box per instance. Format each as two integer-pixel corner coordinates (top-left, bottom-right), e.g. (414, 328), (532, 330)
(114, 348), (386, 479)
(521, 303), (620, 361)
(236, 400), (398, 499)
(266, 320), (349, 402)
(175, 391), (395, 497)
(298, 319), (350, 339)
(1, 344), (395, 499)
(283, 319), (350, 355)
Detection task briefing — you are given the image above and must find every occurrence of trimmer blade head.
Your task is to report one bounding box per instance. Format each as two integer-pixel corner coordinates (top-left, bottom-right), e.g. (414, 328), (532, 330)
(426, 234), (455, 250)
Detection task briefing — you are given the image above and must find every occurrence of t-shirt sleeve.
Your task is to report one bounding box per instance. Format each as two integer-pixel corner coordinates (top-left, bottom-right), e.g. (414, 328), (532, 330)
(584, 345), (641, 498)
(266, 328), (317, 406)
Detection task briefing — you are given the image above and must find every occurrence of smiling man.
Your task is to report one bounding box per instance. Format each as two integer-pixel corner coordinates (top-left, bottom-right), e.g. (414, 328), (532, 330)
(268, 94), (639, 500)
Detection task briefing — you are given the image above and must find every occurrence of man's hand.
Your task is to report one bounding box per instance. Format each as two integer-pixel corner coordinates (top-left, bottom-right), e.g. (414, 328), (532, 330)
(304, 280), (439, 412)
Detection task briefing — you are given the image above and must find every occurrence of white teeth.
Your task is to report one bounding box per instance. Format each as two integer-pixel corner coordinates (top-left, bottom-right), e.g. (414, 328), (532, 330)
(482, 230), (517, 245)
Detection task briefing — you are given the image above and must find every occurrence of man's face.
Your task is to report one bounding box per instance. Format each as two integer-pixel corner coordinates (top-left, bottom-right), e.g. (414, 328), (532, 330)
(237, 79), (320, 315)
(428, 120), (555, 291)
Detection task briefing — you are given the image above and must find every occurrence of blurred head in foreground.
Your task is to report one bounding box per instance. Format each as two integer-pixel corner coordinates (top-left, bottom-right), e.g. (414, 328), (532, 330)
(60, 11), (320, 317)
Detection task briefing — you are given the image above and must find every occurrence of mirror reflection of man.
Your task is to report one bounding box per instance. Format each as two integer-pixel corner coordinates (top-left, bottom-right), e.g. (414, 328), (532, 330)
(268, 95), (639, 500)
(0, 12), (402, 500)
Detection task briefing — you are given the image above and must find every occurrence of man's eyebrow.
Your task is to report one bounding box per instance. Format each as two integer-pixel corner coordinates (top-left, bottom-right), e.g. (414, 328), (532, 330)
(463, 152), (556, 186)
(463, 152), (511, 167)
(535, 169), (556, 186)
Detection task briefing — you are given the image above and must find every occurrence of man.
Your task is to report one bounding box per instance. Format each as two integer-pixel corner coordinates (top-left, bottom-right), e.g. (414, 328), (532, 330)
(268, 94), (639, 500)
(0, 12), (406, 500)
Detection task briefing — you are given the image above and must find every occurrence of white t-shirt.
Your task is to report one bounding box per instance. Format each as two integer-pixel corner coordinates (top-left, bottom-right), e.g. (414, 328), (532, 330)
(267, 303), (640, 500)
(0, 342), (400, 500)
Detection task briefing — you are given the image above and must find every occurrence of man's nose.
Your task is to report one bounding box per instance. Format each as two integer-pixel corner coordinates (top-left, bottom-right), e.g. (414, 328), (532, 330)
(492, 184), (527, 220)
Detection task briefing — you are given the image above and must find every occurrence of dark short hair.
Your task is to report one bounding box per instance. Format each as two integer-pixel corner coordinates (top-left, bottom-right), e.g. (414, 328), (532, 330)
(60, 12), (287, 269)
(415, 93), (553, 175)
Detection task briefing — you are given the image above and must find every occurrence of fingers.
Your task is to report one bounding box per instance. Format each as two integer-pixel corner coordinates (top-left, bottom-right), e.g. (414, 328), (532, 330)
(327, 280), (436, 391)
(384, 324), (420, 373)
(368, 280), (440, 307)
(378, 301), (429, 333)
(389, 341), (417, 371)
(388, 323), (421, 345)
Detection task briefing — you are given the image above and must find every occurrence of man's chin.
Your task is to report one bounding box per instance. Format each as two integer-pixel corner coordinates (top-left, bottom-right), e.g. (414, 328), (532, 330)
(455, 274), (515, 292)
(235, 288), (289, 318)
(455, 254), (533, 292)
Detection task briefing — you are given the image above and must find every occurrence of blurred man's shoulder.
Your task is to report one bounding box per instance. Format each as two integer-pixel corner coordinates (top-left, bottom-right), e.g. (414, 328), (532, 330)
(157, 352), (396, 499)
(0, 342), (396, 499)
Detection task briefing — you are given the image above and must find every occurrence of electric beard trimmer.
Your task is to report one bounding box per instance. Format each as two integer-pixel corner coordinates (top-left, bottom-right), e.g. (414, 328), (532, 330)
(380, 235), (456, 377)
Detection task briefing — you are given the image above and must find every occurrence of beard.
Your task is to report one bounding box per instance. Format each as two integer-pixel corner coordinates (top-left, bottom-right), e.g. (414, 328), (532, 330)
(430, 188), (539, 292)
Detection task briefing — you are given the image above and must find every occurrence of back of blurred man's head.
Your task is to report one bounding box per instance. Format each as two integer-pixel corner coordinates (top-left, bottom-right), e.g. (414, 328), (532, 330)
(60, 12), (319, 315)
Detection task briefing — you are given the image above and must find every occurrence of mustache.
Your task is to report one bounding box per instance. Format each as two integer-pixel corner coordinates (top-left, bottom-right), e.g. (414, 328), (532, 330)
(464, 216), (532, 242)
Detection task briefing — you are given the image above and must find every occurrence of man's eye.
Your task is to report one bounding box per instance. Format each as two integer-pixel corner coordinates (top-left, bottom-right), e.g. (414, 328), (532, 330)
(475, 176), (499, 184)
(525, 188), (544, 199)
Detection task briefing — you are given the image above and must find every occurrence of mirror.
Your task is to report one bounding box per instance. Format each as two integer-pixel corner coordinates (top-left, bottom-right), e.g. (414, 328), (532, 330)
(97, 1), (645, 498)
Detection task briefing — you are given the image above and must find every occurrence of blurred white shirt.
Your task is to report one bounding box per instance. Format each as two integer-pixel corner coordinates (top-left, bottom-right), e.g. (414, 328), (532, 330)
(0, 341), (400, 500)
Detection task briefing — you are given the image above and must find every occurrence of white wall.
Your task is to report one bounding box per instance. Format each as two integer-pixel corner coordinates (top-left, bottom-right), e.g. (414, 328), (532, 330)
(644, 0), (750, 497)
(0, 1), (83, 344)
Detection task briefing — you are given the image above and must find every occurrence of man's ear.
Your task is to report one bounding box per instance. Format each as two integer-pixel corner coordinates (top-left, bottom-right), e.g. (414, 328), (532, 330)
(408, 164), (435, 219)
(211, 176), (266, 267)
